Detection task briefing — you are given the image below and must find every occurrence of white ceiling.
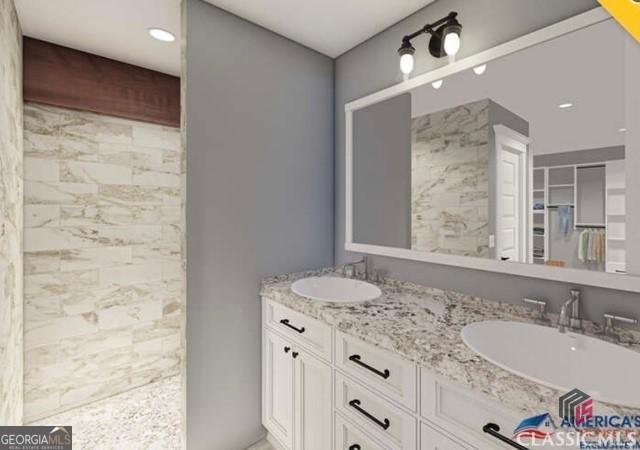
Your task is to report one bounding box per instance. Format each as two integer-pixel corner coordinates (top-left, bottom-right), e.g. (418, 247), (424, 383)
(411, 19), (626, 155)
(204, 0), (435, 57)
(15, 0), (181, 76)
(15, 0), (436, 76)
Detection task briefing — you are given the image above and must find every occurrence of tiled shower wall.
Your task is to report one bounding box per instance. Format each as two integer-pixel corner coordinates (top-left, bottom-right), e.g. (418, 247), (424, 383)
(411, 99), (490, 257)
(23, 103), (184, 421)
(0, 0), (23, 425)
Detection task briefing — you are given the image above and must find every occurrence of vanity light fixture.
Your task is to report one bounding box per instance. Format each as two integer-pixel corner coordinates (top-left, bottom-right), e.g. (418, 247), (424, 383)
(473, 64), (487, 75)
(431, 79), (444, 89)
(398, 40), (416, 75)
(148, 28), (176, 42)
(558, 102), (573, 109)
(397, 12), (462, 75)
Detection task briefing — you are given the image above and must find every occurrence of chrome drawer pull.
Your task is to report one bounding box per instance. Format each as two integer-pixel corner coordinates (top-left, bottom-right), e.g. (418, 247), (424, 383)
(349, 354), (390, 379)
(348, 399), (390, 430)
(279, 318), (305, 334)
(483, 423), (527, 449)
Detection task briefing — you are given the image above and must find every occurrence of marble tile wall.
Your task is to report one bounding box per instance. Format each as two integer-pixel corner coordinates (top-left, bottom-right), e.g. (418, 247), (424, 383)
(0, 0), (24, 425)
(23, 103), (184, 422)
(411, 99), (490, 257)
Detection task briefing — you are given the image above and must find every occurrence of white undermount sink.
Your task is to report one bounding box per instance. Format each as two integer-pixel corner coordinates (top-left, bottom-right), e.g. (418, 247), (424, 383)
(291, 276), (381, 303)
(461, 320), (640, 408)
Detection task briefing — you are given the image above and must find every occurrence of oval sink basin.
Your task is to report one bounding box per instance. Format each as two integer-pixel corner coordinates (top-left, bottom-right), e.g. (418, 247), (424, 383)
(461, 321), (640, 408)
(291, 276), (381, 303)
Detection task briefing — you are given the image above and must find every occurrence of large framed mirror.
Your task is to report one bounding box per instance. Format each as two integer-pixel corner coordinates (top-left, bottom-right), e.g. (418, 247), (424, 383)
(345, 8), (640, 292)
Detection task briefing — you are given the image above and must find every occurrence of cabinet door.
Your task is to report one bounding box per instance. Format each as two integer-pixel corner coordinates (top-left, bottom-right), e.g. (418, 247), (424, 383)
(421, 422), (471, 450)
(294, 349), (332, 450)
(264, 330), (295, 449)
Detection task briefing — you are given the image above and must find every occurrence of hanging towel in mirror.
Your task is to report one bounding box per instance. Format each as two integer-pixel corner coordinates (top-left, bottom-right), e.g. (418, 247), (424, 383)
(578, 229), (587, 262)
(558, 205), (571, 236)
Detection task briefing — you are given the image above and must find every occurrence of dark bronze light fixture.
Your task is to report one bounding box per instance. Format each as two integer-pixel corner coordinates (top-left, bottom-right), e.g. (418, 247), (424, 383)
(398, 12), (462, 75)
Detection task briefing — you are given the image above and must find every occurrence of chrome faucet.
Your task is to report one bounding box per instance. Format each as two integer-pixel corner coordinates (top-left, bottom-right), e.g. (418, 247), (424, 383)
(343, 256), (369, 280)
(558, 289), (583, 333)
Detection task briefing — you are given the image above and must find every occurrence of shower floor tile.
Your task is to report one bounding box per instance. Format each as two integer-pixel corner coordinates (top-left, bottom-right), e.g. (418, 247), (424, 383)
(30, 376), (182, 450)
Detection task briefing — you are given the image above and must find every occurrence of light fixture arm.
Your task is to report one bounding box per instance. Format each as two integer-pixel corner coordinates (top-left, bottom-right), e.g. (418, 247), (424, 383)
(401, 12), (458, 45)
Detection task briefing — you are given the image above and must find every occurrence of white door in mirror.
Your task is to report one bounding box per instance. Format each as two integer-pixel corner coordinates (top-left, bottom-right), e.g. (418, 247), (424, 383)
(291, 276), (381, 303)
(461, 321), (640, 408)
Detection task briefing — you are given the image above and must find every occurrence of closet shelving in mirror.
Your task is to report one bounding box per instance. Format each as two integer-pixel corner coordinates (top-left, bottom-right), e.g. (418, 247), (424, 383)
(605, 161), (626, 274)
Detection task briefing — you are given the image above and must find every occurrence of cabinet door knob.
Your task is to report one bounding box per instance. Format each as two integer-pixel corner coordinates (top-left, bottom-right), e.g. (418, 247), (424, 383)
(292, 351), (299, 359)
(349, 445), (361, 450)
(284, 346), (291, 353)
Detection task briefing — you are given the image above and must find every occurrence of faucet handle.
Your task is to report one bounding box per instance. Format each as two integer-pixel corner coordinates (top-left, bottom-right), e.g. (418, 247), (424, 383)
(522, 298), (548, 322)
(604, 313), (638, 326)
(603, 313), (638, 343)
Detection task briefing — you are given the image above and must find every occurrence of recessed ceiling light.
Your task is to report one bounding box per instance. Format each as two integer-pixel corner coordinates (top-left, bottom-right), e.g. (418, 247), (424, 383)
(473, 64), (487, 75)
(148, 28), (176, 42)
(619, 127), (627, 132)
(558, 103), (573, 109)
(432, 79), (443, 89)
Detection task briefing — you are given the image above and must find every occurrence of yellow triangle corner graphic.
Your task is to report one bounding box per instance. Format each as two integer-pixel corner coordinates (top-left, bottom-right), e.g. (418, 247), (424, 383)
(598, 0), (640, 42)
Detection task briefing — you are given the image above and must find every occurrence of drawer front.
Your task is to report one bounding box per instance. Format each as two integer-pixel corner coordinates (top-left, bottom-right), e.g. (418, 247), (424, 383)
(420, 422), (474, 450)
(265, 299), (332, 361)
(335, 412), (393, 450)
(336, 331), (417, 411)
(420, 370), (520, 449)
(335, 372), (417, 450)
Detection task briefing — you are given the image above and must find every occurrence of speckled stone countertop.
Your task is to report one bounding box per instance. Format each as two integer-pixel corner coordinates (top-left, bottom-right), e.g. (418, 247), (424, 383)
(260, 268), (640, 417)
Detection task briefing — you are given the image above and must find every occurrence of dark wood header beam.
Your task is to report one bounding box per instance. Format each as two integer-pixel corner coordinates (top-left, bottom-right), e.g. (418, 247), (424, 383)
(23, 37), (180, 128)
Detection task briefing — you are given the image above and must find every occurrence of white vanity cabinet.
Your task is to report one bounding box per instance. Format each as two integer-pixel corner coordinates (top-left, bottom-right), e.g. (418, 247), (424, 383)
(263, 303), (333, 450)
(263, 329), (295, 449)
(420, 422), (469, 450)
(262, 299), (522, 450)
(294, 347), (333, 450)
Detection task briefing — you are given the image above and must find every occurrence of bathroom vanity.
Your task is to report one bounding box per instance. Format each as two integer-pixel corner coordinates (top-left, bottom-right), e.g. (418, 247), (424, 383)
(260, 271), (640, 450)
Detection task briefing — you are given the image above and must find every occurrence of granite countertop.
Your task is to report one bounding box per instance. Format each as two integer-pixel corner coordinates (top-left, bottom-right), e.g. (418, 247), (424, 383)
(260, 268), (640, 417)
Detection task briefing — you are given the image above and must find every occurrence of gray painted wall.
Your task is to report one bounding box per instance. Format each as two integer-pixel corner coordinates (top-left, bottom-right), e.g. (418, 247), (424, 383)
(534, 146), (625, 167)
(186, 1), (334, 448)
(353, 93), (411, 248)
(335, 0), (640, 322)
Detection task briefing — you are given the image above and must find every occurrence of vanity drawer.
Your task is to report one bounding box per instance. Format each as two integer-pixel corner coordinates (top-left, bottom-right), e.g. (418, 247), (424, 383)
(420, 422), (474, 450)
(264, 299), (332, 362)
(420, 370), (520, 449)
(336, 372), (417, 450)
(336, 331), (417, 411)
(335, 412), (394, 450)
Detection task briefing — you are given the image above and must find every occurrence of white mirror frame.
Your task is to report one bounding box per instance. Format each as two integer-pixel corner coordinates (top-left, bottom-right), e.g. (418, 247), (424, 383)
(345, 7), (640, 292)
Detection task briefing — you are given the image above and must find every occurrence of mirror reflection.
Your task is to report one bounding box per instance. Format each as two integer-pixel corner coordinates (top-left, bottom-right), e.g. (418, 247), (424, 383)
(352, 19), (633, 275)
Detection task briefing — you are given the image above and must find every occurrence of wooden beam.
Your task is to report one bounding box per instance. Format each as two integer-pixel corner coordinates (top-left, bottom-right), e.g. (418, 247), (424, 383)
(23, 37), (180, 128)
